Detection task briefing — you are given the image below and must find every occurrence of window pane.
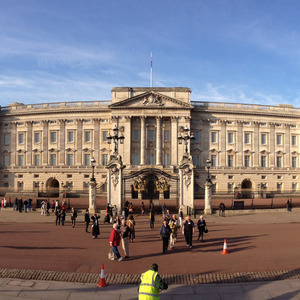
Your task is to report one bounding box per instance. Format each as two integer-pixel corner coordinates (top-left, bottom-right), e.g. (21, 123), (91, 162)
(102, 131), (108, 142)
(292, 135), (297, 146)
(133, 130), (139, 142)
(193, 131), (199, 142)
(85, 131), (91, 142)
(292, 157), (297, 168)
(67, 154), (74, 166)
(148, 130), (154, 141)
(148, 152), (155, 164)
(192, 154), (199, 166)
(102, 154), (108, 165)
(228, 133), (233, 144)
(4, 155), (10, 167)
(34, 132), (40, 143)
(211, 155), (217, 167)
(228, 155), (234, 167)
(164, 153), (170, 166)
(261, 156), (266, 167)
(68, 131), (74, 142)
(244, 133), (250, 144)
(276, 134), (282, 145)
(50, 154), (56, 166)
(277, 156), (282, 168)
(132, 153), (140, 165)
(50, 132), (57, 143)
(4, 134), (10, 145)
(261, 134), (267, 145)
(18, 155), (24, 166)
(245, 155), (250, 167)
(164, 130), (170, 142)
(84, 154), (91, 166)
(34, 154), (40, 166)
(18, 133), (24, 144)
(211, 132), (217, 143)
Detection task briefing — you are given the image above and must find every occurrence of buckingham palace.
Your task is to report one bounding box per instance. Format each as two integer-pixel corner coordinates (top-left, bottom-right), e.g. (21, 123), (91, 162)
(0, 87), (299, 209)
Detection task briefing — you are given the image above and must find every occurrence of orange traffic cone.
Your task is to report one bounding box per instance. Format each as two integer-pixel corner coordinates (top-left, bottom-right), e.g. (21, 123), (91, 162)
(97, 264), (108, 287)
(221, 239), (229, 255)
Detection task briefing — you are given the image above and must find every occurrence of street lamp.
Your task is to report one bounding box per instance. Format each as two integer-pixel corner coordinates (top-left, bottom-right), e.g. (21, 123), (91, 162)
(107, 125), (125, 154)
(206, 158), (212, 183)
(177, 126), (195, 154)
(91, 158), (96, 181)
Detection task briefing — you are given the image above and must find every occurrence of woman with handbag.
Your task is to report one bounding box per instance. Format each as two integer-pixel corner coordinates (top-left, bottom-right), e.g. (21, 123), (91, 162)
(197, 215), (207, 242)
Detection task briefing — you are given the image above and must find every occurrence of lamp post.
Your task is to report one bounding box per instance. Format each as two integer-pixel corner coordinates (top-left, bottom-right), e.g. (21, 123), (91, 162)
(206, 158), (212, 183)
(89, 158), (97, 214)
(204, 158), (213, 215)
(107, 125), (124, 155)
(177, 126), (195, 155)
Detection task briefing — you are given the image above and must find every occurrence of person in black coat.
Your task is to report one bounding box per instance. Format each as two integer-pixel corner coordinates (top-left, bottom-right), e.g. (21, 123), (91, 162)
(84, 209), (90, 232)
(18, 198), (23, 213)
(197, 215), (207, 241)
(91, 213), (100, 239)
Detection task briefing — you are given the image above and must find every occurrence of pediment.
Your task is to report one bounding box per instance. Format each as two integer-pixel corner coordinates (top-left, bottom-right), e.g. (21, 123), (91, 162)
(109, 91), (193, 109)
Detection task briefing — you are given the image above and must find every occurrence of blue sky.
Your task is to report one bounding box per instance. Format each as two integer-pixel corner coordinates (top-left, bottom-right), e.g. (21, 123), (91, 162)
(2, 0), (300, 107)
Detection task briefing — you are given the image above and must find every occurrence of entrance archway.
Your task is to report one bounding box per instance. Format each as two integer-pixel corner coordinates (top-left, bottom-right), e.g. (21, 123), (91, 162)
(46, 178), (59, 197)
(241, 179), (252, 198)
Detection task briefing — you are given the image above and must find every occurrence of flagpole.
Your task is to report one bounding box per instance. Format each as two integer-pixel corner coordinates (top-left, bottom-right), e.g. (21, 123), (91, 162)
(150, 52), (153, 87)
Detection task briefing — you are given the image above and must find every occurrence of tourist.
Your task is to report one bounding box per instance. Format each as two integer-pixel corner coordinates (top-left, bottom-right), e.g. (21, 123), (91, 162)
(179, 207), (183, 227)
(114, 215), (121, 227)
(197, 215), (207, 242)
(91, 213), (100, 239)
(165, 209), (171, 222)
(104, 205), (111, 224)
(55, 208), (61, 225)
(127, 215), (136, 243)
(28, 198), (32, 211)
(13, 198), (18, 211)
(120, 218), (131, 258)
(23, 199), (28, 213)
(109, 223), (122, 261)
(41, 201), (46, 215)
(149, 211), (155, 229)
(61, 209), (66, 226)
(169, 218), (177, 249)
(141, 202), (145, 215)
(70, 207), (77, 228)
(183, 215), (195, 248)
(84, 209), (90, 232)
(3, 198), (6, 209)
(160, 219), (171, 254)
(112, 205), (118, 219)
(138, 263), (168, 298)
(161, 203), (166, 218)
(18, 198), (23, 213)
(221, 203), (226, 217)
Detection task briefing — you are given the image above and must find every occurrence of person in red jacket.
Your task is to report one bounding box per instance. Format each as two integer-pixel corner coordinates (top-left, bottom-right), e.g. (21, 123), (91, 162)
(109, 223), (122, 261)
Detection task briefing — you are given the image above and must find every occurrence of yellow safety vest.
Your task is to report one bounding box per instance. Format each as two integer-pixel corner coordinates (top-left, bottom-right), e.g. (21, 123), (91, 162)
(138, 270), (160, 300)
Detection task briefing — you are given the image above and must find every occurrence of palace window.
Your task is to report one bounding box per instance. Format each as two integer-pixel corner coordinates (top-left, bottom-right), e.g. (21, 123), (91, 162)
(50, 154), (56, 166)
(164, 153), (170, 166)
(192, 154), (199, 167)
(132, 153), (140, 165)
(133, 130), (139, 142)
(228, 132), (234, 144)
(276, 134), (282, 145)
(18, 133), (25, 144)
(4, 134), (10, 145)
(276, 156), (282, 168)
(84, 131), (91, 142)
(102, 131), (108, 142)
(261, 156), (267, 167)
(84, 153), (91, 166)
(50, 132), (57, 143)
(148, 152), (155, 165)
(292, 135), (297, 146)
(102, 154), (108, 166)
(292, 183), (297, 192)
(18, 154), (24, 166)
(244, 133), (250, 144)
(193, 131), (199, 142)
(244, 155), (250, 167)
(3, 155), (10, 167)
(34, 154), (40, 166)
(261, 133), (267, 145)
(164, 130), (170, 142)
(34, 132), (40, 143)
(292, 156), (297, 168)
(148, 130), (155, 142)
(228, 155), (234, 167)
(67, 131), (74, 142)
(211, 132), (217, 143)
(211, 155), (217, 167)
(67, 154), (74, 166)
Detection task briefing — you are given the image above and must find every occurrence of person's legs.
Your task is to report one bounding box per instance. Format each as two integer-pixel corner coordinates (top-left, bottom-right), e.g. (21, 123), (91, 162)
(112, 246), (121, 259)
(86, 222), (89, 232)
(184, 233), (189, 246)
(170, 234), (174, 249)
(189, 232), (193, 247)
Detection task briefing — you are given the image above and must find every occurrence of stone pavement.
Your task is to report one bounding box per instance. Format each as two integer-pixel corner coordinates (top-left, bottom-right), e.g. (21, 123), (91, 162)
(1, 277), (300, 299)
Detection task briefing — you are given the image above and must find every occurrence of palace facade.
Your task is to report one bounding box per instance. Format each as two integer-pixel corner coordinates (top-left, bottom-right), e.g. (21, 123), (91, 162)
(0, 87), (299, 207)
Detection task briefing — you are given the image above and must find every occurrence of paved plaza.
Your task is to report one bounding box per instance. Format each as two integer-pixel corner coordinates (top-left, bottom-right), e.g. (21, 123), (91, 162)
(1, 208), (300, 299)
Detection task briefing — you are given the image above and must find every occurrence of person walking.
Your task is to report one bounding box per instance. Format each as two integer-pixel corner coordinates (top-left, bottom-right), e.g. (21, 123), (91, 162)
(91, 213), (100, 239)
(70, 207), (77, 228)
(61, 209), (66, 226)
(159, 219), (171, 254)
(127, 215), (136, 243)
(23, 199), (28, 213)
(141, 202), (145, 215)
(112, 205), (118, 220)
(28, 198), (32, 212)
(3, 198), (6, 209)
(138, 263), (168, 299)
(169, 218), (177, 249)
(18, 198), (23, 213)
(55, 208), (61, 226)
(197, 215), (207, 241)
(120, 218), (131, 258)
(84, 209), (90, 232)
(221, 203), (226, 217)
(149, 211), (155, 229)
(183, 215), (195, 248)
(179, 207), (183, 227)
(109, 223), (122, 261)
(13, 198), (18, 211)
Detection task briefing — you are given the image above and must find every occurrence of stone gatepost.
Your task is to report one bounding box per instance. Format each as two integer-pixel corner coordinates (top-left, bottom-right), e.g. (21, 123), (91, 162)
(107, 154), (126, 213)
(204, 181), (212, 215)
(89, 178), (97, 214)
(178, 154), (194, 211)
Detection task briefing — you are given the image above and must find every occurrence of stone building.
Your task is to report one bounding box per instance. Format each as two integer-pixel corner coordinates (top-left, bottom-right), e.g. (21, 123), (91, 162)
(0, 87), (299, 208)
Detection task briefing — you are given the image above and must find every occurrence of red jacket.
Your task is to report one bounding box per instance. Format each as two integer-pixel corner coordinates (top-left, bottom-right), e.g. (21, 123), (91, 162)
(110, 229), (120, 247)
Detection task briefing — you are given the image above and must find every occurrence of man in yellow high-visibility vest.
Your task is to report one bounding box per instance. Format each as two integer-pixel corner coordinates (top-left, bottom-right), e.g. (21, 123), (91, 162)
(138, 263), (168, 300)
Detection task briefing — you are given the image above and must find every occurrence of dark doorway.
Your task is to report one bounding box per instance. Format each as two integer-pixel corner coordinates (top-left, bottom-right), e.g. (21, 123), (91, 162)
(46, 178), (59, 197)
(241, 179), (252, 199)
(141, 174), (159, 202)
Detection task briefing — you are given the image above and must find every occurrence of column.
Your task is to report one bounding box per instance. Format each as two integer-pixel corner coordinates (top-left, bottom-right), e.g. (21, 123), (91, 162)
(237, 121), (243, 166)
(270, 123), (275, 167)
(76, 119), (83, 165)
(253, 122), (259, 166)
(59, 119), (66, 165)
(89, 179), (97, 214)
(140, 116), (146, 165)
(93, 118), (101, 163)
(220, 120), (226, 167)
(122, 116), (131, 165)
(42, 120), (49, 165)
(204, 181), (212, 215)
(26, 121), (33, 166)
(285, 124), (290, 167)
(156, 116), (162, 165)
(171, 116), (178, 166)
(10, 122), (17, 167)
